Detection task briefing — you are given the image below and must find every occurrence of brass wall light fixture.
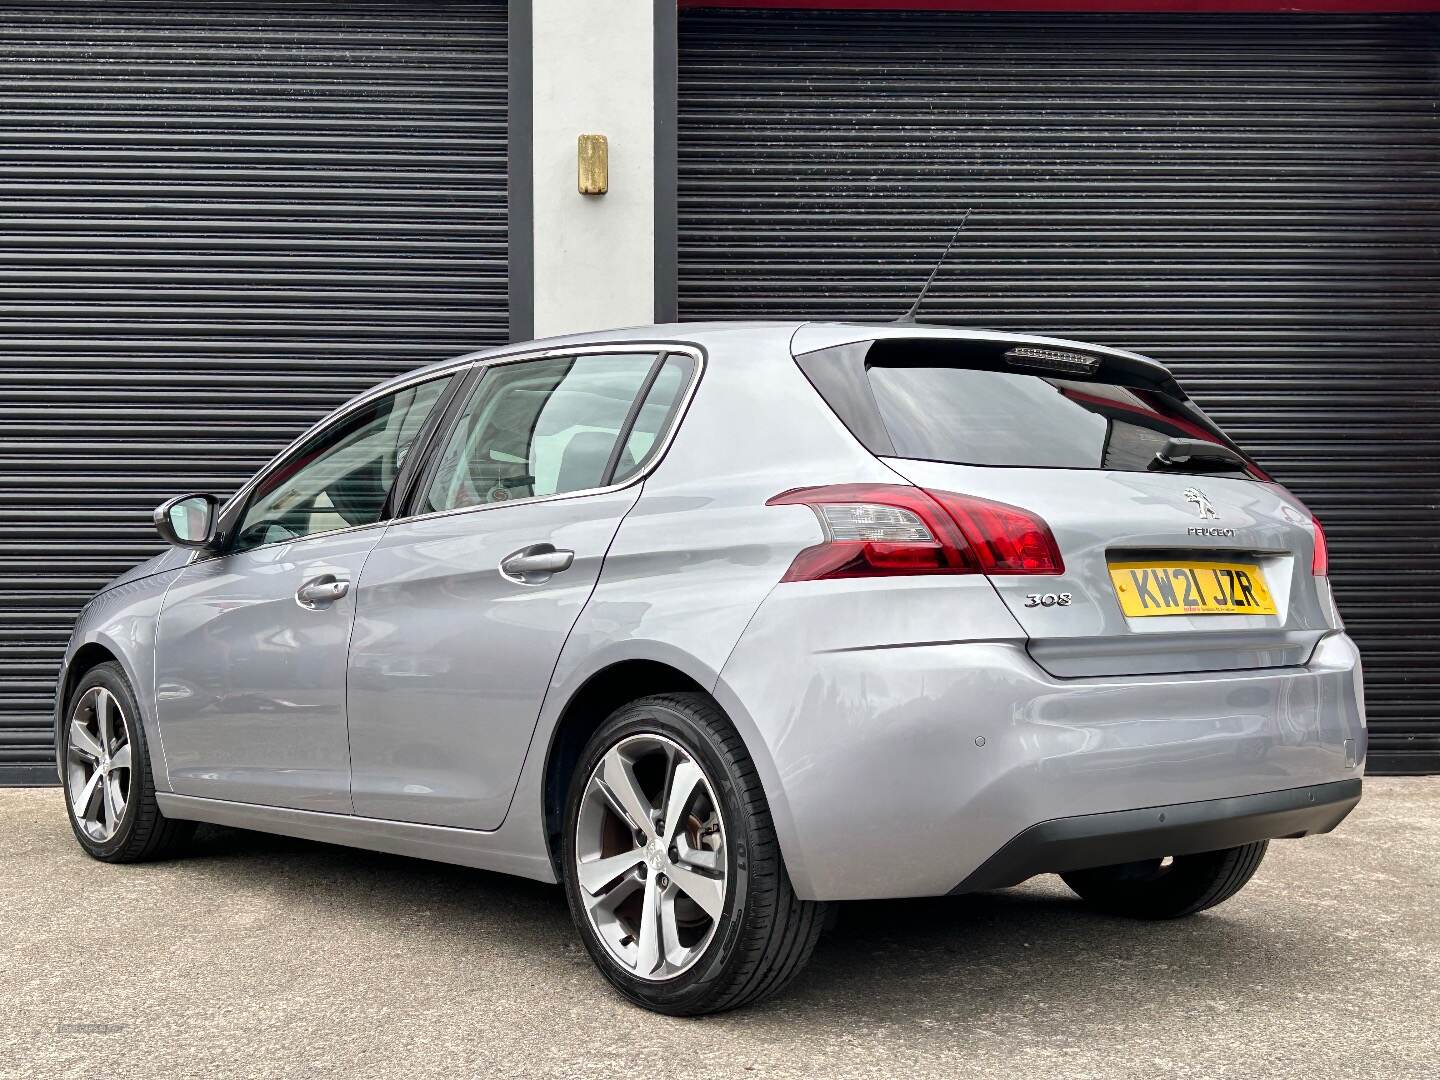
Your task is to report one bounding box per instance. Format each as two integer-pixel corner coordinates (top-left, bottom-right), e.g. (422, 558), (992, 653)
(577, 134), (608, 195)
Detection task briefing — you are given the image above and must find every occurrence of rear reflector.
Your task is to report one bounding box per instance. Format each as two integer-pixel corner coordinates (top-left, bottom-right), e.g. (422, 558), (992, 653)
(767, 484), (1063, 582)
(1311, 516), (1329, 577)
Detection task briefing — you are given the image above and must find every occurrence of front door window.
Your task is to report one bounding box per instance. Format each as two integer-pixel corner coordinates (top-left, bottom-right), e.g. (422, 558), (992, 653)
(234, 375), (453, 551)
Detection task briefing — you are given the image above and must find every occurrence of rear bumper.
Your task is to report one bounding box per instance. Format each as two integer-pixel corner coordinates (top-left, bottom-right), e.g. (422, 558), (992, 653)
(951, 778), (1361, 894)
(718, 585), (1368, 901)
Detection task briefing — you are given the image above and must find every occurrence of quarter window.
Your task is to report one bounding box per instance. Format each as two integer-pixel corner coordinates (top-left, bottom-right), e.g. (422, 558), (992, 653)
(421, 352), (688, 514)
(233, 375), (453, 552)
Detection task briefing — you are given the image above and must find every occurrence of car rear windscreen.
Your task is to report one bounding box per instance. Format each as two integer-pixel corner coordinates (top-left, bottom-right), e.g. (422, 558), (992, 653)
(796, 338), (1261, 477)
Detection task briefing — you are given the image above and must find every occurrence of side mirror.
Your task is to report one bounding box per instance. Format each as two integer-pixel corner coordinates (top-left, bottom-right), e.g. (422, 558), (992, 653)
(153, 493), (220, 550)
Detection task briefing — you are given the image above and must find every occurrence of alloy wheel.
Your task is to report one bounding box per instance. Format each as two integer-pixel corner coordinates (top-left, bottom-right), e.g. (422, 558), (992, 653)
(66, 686), (132, 842)
(574, 733), (728, 981)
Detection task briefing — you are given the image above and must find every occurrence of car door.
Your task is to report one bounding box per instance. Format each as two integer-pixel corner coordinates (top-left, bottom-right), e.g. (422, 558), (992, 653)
(153, 373), (457, 812)
(346, 347), (698, 830)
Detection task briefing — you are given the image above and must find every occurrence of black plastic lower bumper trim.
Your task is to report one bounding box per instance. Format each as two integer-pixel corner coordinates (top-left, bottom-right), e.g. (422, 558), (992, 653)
(951, 778), (1362, 895)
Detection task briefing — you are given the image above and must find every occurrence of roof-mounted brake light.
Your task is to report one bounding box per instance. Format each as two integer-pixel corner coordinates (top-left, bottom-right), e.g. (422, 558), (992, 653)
(1003, 346), (1102, 376)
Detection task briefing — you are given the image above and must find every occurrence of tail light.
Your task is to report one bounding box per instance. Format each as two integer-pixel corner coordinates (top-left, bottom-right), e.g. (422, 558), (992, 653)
(767, 484), (1063, 582)
(1311, 516), (1329, 577)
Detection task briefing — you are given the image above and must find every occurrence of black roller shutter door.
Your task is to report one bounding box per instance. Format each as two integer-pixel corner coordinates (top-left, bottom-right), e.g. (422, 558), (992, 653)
(0, 1), (507, 782)
(678, 10), (1440, 775)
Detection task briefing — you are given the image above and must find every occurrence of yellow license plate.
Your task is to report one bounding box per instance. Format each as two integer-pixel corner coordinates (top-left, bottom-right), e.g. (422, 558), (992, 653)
(1109, 560), (1278, 617)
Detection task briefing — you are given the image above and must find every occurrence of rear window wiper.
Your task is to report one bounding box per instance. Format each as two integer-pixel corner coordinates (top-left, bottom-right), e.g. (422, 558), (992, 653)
(1150, 437), (1251, 473)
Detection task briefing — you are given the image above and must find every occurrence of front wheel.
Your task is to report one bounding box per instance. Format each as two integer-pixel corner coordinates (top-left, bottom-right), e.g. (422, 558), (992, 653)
(1061, 841), (1268, 920)
(61, 662), (195, 862)
(561, 693), (826, 1015)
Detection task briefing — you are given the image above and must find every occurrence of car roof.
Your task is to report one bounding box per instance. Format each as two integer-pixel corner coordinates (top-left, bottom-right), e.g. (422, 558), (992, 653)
(363, 320), (1172, 401)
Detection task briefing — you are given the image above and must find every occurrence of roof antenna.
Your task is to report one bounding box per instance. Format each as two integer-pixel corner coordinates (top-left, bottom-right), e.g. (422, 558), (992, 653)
(894, 208), (973, 324)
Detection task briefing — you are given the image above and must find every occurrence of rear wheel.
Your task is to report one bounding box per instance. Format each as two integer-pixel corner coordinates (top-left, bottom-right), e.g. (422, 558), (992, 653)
(1061, 841), (1268, 919)
(561, 693), (826, 1015)
(62, 662), (194, 862)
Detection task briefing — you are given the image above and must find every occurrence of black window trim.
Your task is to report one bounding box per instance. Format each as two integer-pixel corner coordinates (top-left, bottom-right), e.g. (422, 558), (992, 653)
(601, 351), (669, 486)
(379, 364), (481, 521)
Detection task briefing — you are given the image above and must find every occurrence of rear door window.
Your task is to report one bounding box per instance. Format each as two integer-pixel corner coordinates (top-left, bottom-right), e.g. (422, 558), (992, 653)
(417, 351), (694, 515)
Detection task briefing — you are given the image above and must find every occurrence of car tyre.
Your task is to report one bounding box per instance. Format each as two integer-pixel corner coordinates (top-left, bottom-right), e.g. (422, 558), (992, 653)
(61, 662), (195, 863)
(1061, 841), (1268, 920)
(561, 692), (827, 1015)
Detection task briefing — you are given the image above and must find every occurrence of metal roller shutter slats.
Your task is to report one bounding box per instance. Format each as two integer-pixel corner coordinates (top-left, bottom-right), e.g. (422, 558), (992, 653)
(0, 1), (508, 779)
(678, 10), (1440, 774)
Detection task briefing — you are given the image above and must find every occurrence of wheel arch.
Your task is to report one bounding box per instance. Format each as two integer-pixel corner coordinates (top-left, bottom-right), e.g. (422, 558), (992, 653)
(541, 658), (709, 874)
(60, 641), (120, 708)
(54, 629), (168, 791)
(536, 651), (807, 898)
(53, 641), (123, 781)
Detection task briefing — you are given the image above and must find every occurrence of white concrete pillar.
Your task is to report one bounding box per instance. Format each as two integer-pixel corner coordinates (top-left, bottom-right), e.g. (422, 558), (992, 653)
(516, 1), (673, 340)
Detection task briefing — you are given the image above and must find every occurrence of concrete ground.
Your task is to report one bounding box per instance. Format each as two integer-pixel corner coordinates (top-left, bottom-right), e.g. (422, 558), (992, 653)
(1, 778), (1436, 1080)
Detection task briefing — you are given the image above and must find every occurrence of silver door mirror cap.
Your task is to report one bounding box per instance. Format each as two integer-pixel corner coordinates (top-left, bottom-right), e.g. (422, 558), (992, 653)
(154, 492), (221, 550)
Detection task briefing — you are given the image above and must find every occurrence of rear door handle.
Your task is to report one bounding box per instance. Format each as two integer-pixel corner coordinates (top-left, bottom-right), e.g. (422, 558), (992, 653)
(296, 574), (350, 608)
(499, 544), (575, 585)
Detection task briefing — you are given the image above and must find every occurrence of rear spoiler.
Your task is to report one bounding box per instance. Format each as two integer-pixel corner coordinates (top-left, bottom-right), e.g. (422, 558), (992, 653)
(790, 324), (1178, 394)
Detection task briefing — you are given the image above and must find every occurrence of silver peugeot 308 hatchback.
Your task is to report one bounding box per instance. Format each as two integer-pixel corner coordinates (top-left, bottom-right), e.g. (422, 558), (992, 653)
(56, 322), (1364, 1014)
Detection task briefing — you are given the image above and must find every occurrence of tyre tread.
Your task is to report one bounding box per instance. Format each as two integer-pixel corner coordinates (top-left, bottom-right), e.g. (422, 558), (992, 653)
(646, 692), (824, 1014)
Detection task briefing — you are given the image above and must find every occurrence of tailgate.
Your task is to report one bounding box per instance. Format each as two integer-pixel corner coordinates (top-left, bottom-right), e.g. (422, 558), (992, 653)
(883, 458), (1334, 677)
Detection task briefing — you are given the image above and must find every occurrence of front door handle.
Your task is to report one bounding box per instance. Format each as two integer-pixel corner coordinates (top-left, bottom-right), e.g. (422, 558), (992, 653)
(296, 574), (350, 608)
(499, 544), (575, 585)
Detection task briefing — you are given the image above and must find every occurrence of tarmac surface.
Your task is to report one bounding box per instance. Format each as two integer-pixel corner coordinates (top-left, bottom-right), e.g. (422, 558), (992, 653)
(2, 777), (1436, 1079)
